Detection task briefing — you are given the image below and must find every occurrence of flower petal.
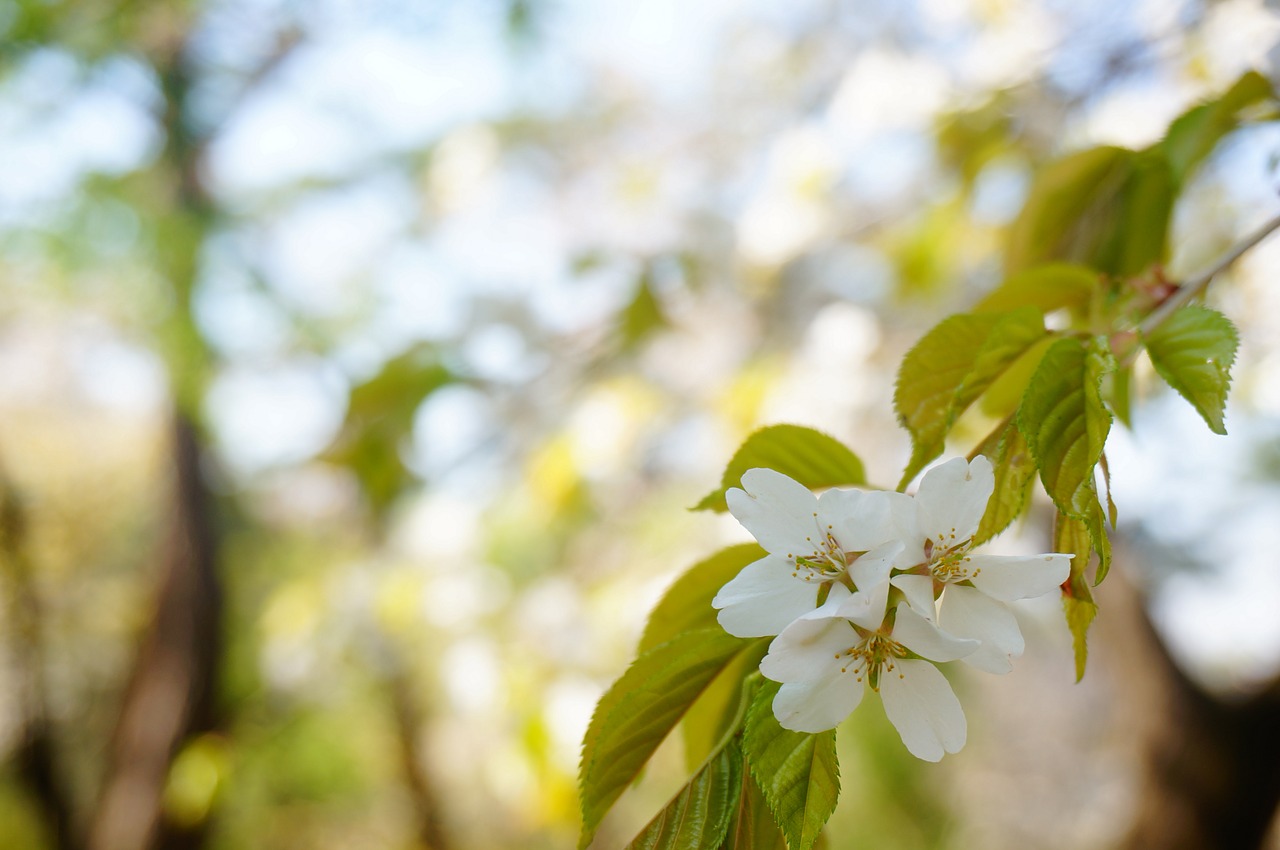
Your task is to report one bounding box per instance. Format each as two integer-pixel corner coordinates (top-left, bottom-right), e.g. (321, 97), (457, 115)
(890, 574), (937, 621)
(879, 658), (967, 762)
(938, 584), (1024, 674)
(759, 616), (857, 683)
(837, 541), (902, 629)
(915, 456), (994, 545)
(966, 553), (1071, 602)
(712, 555), (821, 637)
(726, 468), (820, 555)
(892, 602), (977, 662)
(773, 675), (865, 733)
(817, 488), (897, 552)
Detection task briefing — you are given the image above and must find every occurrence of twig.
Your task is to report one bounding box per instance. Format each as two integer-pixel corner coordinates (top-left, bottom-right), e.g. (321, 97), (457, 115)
(1138, 212), (1280, 337)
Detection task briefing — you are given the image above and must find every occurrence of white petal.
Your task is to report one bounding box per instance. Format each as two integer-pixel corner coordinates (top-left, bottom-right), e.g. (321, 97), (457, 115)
(726, 468), (820, 555)
(799, 582), (853, 620)
(760, 616), (857, 683)
(817, 488), (896, 552)
(966, 553), (1071, 602)
(938, 584), (1024, 674)
(879, 658), (967, 762)
(915, 456), (994, 545)
(892, 603), (977, 662)
(712, 556), (821, 637)
(837, 541), (902, 629)
(890, 574), (937, 621)
(773, 675), (865, 733)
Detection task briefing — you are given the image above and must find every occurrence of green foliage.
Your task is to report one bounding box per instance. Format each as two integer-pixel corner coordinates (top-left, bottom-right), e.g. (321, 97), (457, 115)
(1161, 71), (1276, 185)
(968, 420), (1037, 546)
(1143, 305), (1239, 435)
(1055, 511), (1098, 681)
(1006, 145), (1174, 277)
(894, 308), (1047, 487)
(323, 345), (455, 516)
(694, 426), (865, 513)
(1017, 338), (1113, 521)
(682, 642), (770, 771)
(974, 263), (1101, 315)
(578, 630), (762, 849)
(623, 738), (745, 850)
(743, 681), (840, 850)
(619, 272), (670, 351)
(639, 544), (766, 654)
(719, 771), (789, 850)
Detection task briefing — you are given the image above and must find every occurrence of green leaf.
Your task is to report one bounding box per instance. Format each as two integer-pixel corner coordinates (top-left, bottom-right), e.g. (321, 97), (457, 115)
(720, 770), (788, 850)
(682, 641), (770, 771)
(1017, 337), (1114, 521)
(1143, 304), (1239, 435)
(968, 420), (1037, 546)
(974, 263), (1101, 315)
(895, 308), (1047, 487)
(624, 737), (744, 850)
(694, 425), (865, 513)
(1161, 71), (1275, 185)
(579, 631), (762, 849)
(1109, 365), (1133, 430)
(323, 344), (455, 515)
(1055, 511), (1097, 681)
(640, 544), (765, 654)
(743, 680), (840, 850)
(1006, 146), (1175, 277)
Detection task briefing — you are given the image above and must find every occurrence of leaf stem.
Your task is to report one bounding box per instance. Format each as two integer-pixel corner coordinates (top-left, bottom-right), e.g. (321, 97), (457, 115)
(1138, 211), (1280, 337)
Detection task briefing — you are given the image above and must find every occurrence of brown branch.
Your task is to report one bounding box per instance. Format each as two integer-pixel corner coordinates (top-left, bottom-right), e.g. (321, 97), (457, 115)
(84, 414), (222, 850)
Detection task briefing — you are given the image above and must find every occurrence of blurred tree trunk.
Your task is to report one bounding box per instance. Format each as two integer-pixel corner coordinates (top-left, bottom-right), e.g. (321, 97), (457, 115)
(85, 416), (222, 850)
(1104, 553), (1280, 850)
(0, 475), (77, 850)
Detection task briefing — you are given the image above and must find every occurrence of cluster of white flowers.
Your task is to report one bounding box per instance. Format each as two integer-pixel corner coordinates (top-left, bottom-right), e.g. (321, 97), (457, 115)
(712, 456), (1070, 761)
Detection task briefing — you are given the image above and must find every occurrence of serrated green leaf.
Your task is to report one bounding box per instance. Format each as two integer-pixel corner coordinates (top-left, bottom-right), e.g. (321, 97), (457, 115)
(694, 425), (865, 513)
(977, 334), (1056, 418)
(895, 308), (1047, 487)
(625, 738), (744, 850)
(974, 263), (1102, 315)
(968, 420), (1037, 546)
(1017, 337), (1114, 521)
(743, 680), (840, 850)
(683, 641), (770, 771)
(1110, 365), (1133, 429)
(579, 631), (762, 849)
(719, 769), (788, 850)
(640, 544), (765, 654)
(1055, 511), (1097, 681)
(1161, 71), (1275, 185)
(1143, 304), (1239, 435)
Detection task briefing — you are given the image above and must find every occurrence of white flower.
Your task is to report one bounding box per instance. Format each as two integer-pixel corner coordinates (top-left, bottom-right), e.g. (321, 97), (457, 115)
(712, 468), (903, 638)
(760, 583), (978, 761)
(889, 456), (1072, 673)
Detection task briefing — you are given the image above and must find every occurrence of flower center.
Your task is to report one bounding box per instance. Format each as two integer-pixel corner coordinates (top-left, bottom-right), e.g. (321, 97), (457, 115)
(833, 634), (906, 691)
(924, 527), (981, 584)
(788, 515), (851, 582)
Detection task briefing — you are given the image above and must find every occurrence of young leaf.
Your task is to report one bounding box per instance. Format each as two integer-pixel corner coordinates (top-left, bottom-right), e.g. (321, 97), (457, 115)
(720, 769), (788, 850)
(743, 680), (840, 850)
(694, 425), (865, 513)
(1143, 304), (1238, 435)
(579, 630), (763, 849)
(974, 263), (1101, 315)
(1006, 146), (1175, 278)
(624, 737), (744, 850)
(895, 308), (1046, 487)
(1055, 511), (1098, 681)
(1017, 337), (1114, 521)
(968, 420), (1037, 546)
(640, 544), (765, 654)
(1161, 71), (1275, 186)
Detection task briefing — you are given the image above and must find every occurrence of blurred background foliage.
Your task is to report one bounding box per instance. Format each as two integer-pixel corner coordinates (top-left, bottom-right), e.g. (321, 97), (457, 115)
(4, 1), (1280, 848)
